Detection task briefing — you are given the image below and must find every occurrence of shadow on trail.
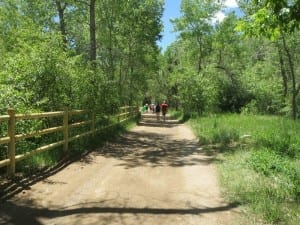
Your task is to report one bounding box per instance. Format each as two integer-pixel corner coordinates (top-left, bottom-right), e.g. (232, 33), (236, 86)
(0, 123), (127, 201)
(0, 151), (93, 202)
(96, 127), (216, 169)
(0, 200), (240, 225)
(138, 120), (180, 128)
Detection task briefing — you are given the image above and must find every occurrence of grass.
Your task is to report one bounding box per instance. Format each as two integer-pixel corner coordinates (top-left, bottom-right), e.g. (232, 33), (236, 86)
(188, 114), (300, 225)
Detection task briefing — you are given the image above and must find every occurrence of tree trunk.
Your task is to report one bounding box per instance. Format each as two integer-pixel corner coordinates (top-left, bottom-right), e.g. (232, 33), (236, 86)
(128, 43), (134, 106)
(108, 24), (115, 80)
(89, 0), (96, 66)
(108, 4), (115, 80)
(277, 47), (288, 97)
(281, 31), (298, 120)
(55, 0), (67, 49)
(89, 0), (97, 108)
(197, 36), (203, 73)
(118, 58), (124, 103)
(129, 66), (134, 106)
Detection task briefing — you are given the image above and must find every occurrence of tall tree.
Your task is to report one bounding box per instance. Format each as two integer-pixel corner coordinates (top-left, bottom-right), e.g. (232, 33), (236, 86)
(237, 0), (300, 119)
(172, 0), (220, 73)
(55, 0), (68, 48)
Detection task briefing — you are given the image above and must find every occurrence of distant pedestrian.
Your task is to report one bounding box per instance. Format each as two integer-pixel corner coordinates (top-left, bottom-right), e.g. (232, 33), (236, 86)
(155, 103), (160, 121)
(161, 101), (168, 122)
(142, 103), (148, 113)
(152, 103), (155, 113)
(142, 104), (147, 113)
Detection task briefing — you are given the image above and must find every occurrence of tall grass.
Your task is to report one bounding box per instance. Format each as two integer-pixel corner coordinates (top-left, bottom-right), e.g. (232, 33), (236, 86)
(188, 114), (300, 225)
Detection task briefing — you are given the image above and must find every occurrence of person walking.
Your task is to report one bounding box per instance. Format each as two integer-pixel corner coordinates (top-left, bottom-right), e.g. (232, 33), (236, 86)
(161, 100), (168, 122)
(155, 102), (161, 121)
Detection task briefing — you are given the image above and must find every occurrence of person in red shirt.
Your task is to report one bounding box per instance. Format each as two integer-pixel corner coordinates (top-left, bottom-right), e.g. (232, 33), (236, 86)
(161, 101), (168, 122)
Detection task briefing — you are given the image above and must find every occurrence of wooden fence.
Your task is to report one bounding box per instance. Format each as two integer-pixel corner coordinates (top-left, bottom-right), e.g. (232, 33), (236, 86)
(0, 106), (139, 176)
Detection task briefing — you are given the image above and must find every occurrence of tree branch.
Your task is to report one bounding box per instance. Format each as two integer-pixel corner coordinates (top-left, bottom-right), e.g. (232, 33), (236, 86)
(215, 65), (236, 83)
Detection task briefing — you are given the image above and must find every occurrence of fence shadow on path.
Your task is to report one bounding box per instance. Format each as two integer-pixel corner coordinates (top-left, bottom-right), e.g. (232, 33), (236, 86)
(0, 150), (93, 201)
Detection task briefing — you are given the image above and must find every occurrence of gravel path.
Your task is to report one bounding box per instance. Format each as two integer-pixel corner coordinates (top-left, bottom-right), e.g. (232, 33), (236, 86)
(0, 113), (239, 225)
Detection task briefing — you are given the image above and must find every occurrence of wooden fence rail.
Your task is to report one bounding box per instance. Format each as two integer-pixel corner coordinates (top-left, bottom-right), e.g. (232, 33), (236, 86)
(0, 106), (139, 176)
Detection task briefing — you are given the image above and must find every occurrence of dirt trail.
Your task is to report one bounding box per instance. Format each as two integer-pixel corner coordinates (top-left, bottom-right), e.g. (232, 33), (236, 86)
(0, 113), (239, 225)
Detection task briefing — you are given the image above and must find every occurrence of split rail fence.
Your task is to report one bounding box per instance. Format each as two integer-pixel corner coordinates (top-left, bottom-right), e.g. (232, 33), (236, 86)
(0, 106), (139, 176)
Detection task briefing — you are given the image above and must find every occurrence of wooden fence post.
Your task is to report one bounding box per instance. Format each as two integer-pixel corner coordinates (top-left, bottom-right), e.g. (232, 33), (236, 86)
(7, 108), (16, 177)
(63, 107), (69, 154)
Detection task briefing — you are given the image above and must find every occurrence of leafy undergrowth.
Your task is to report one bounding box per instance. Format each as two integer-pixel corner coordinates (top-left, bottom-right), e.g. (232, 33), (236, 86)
(189, 114), (300, 225)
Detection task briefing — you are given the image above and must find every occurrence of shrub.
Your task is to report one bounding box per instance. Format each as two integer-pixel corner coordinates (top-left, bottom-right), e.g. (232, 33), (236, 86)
(212, 128), (239, 146)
